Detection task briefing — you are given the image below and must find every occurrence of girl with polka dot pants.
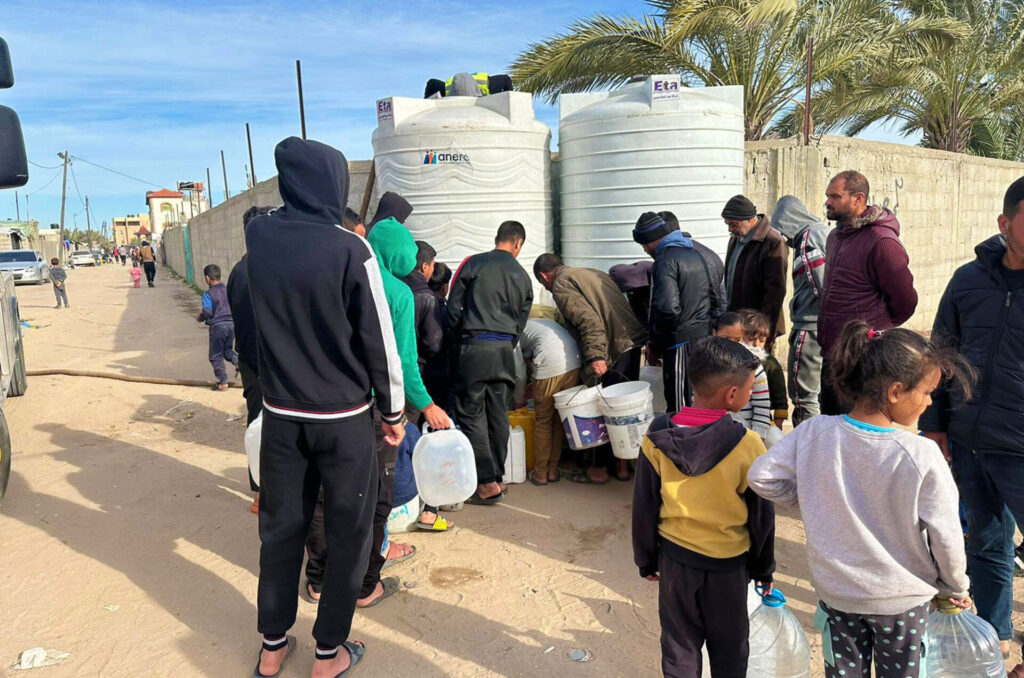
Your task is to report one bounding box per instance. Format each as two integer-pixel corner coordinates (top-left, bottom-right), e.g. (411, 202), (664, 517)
(748, 323), (975, 677)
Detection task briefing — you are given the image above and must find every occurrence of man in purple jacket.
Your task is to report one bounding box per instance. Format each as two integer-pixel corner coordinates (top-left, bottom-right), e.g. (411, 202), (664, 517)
(817, 170), (918, 415)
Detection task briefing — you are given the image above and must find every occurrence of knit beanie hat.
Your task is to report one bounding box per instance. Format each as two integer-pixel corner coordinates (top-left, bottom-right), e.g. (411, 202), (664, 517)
(721, 195), (757, 221)
(632, 211), (674, 245)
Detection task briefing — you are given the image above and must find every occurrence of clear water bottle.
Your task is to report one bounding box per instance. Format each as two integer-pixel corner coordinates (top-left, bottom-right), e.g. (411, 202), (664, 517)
(747, 587), (811, 678)
(926, 599), (1005, 677)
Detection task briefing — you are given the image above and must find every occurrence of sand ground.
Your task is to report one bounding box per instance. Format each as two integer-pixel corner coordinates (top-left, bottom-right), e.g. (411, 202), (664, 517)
(1, 261), (1021, 677)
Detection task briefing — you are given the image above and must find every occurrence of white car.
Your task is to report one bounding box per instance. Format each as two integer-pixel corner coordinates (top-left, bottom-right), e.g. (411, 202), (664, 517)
(69, 250), (96, 267)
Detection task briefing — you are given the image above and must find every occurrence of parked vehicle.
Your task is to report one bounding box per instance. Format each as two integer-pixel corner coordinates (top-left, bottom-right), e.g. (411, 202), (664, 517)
(0, 249), (49, 284)
(70, 250), (96, 267)
(0, 35), (31, 503)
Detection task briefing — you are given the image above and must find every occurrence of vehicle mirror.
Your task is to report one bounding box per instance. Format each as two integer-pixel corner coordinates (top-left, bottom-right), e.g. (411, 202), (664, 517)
(0, 106), (28, 189)
(0, 38), (12, 89)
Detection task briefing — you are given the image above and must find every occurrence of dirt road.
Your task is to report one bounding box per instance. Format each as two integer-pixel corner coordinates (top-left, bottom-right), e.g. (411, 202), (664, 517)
(0, 261), (1020, 677)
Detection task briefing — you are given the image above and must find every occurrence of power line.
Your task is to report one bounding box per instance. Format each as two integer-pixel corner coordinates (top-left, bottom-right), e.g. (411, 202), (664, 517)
(69, 155), (163, 189)
(29, 159), (62, 170)
(69, 161), (87, 207)
(25, 168), (63, 196)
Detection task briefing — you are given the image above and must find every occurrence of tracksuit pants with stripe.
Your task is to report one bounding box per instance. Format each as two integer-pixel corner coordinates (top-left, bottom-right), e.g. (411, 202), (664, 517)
(787, 327), (823, 425)
(663, 343), (692, 415)
(257, 411), (377, 648)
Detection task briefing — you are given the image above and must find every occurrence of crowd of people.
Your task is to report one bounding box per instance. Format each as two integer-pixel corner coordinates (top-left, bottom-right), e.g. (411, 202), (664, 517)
(186, 133), (1024, 678)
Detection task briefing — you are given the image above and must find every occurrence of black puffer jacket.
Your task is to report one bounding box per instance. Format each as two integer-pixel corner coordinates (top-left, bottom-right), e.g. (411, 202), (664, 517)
(920, 235), (1024, 454)
(649, 244), (712, 353)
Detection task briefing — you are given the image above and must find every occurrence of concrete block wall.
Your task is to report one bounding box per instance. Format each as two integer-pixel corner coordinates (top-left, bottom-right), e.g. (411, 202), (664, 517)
(745, 136), (1024, 333)
(162, 227), (186, 279)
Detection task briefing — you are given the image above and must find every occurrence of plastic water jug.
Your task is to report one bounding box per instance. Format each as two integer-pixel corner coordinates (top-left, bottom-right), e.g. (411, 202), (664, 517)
(640, 365), (667, 413)
(503, 426), (527, 484)
(244, 413), (262, 487)
(926, 599), (1005, 677)
(412, 427), (477, 507)
(747, 587), (811, 678)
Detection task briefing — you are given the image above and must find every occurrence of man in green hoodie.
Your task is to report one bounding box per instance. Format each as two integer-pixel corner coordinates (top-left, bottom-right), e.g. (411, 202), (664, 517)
(360, 206), (452, 606)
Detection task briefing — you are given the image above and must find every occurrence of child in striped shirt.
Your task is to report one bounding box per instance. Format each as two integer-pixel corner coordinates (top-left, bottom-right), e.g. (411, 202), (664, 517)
(738, 309), (789, 429)
(712, 313), (772, 438)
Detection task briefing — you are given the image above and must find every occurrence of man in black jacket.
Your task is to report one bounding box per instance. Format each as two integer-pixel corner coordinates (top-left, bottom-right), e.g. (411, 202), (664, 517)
(227, 204), (274, 513)
(448, 221), (533, 504)
(634, 212), (712, 413)
(659, 210), (727, 323)
(245, 137), (405, 677)
(403, 241), (444, 375)
(921, 176), (1024, 659)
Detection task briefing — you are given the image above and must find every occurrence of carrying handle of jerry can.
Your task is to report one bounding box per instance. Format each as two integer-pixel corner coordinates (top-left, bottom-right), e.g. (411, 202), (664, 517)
(421, 423), (456, 435)
(756, 584), (787, 607)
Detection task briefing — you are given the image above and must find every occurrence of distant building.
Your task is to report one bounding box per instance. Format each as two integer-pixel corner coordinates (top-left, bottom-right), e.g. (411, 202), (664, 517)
(111, 214), (151, 247)
(145, 182), (209, 241)
(0, 219), (38, 246)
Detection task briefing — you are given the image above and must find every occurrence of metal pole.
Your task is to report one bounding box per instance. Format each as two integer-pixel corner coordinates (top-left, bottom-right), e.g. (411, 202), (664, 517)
(246, 123), (256, 185)
(296, 60), (307, 139)
(85, 196), (91, 241)
(14, 191), (19, 221)
(804, 37), (814, 145)
(206, 167), (214, 208)
(58, 151), (69, 264)
(221, 150), (229, 201)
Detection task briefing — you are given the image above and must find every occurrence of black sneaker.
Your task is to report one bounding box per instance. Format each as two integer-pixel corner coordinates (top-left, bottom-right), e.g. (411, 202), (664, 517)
(1015, 544), (1024, 577)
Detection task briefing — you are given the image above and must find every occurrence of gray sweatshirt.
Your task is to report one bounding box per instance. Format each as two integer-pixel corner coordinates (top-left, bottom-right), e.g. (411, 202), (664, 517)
(747, 415), (969, 615)
(771, 195), (829, 330)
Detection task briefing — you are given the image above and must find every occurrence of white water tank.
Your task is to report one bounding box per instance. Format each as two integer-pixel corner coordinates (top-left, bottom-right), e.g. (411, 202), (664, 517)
(559, 75), (744, 268)
(372, 92), (554, 281)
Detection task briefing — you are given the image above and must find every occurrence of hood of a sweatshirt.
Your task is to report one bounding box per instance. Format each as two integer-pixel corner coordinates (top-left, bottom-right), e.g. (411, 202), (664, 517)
(644, 412), (748, 476)
(274, 136), (348, 224)
(368, 191), (413, 233)
(838, 205), (900, 238)
(367, 217), (418, 279)
(771, 195), (826, 244)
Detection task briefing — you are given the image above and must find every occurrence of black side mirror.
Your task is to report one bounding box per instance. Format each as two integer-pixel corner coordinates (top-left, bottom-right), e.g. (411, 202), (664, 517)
(0, 38), (27, 190)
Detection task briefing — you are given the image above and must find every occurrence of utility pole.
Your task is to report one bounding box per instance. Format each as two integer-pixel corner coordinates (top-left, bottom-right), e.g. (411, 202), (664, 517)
(85, 195), (91, 235)
(221, 150), (229, 201)
(803, 37), (815, 145)
(206, 167), (214, 208)
(14, 191), (19, 221)
(296, 60), (307, 139)
(246, 123), (256, 185)
(24, 195), (29, 224)
(57, 151), (69, 264)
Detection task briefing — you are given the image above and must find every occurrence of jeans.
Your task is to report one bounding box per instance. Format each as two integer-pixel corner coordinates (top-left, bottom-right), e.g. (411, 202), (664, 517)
(208, 324), (238, 385)
(951, 441), (1024, 641)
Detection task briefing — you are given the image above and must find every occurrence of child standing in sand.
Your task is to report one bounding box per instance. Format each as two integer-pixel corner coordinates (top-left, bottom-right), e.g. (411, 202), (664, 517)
(130, 263), (142, 288)
(50, 258), (69, 308)
(748, 321), (974, 678)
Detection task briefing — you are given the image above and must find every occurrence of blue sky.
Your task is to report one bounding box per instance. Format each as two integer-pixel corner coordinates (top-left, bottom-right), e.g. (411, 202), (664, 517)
(2, 0), (916, 232)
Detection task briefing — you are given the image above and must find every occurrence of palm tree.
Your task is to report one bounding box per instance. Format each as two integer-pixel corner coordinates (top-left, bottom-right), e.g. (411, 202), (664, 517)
(510, 0), (967, 141)
(836, 0), (1024, 156)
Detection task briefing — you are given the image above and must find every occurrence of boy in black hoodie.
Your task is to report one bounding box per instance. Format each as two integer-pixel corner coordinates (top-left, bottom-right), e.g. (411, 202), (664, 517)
(245, 137), (405, 677)
(633, 337), (775, 677)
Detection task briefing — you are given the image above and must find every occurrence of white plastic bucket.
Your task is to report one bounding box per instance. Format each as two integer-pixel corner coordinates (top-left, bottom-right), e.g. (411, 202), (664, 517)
(554, 385), (608, 450)
(387, 494), (421, 534)
(598, 382), (655, 459)
(244, 413), (262, 487)
(503, 426), (527, 484)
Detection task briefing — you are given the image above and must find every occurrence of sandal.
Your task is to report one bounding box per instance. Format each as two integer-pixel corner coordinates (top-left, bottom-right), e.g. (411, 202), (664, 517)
(252, 635), (296, 677)
(331, 640), (366, 677)
(548, 469), (562, 484)
(415, 515), (452, 532)
(382, 543), (416, 570)
(358, 576), (400, 608)
(567, 470), (609, 485)
(465, 490), (503, 505)
(528, 471), (548, 487)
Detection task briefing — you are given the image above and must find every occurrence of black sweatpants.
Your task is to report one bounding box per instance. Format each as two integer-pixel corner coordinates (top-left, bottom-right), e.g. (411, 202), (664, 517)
(663, 343), (692, 415)
(360, 425), (397, 598)
(143, 261), (156, 285)
(592, 346), (643, 471)
(658, 554), (749, 678)
(305, 487), (327, 590)
(208, 323), (237, 385)
(238, 360), (262, 491)
(257, 412), (377, 648)
(453, 340), (516, 485)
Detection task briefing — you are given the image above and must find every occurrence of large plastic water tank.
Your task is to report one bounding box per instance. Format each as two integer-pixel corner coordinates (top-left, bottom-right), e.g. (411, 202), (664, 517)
(372, 92), (554, 280)
(559, 75), (744, 268)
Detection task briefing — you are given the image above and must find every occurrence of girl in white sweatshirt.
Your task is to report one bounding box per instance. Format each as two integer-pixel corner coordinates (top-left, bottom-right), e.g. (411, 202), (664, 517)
(748, 320), (975, 678)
